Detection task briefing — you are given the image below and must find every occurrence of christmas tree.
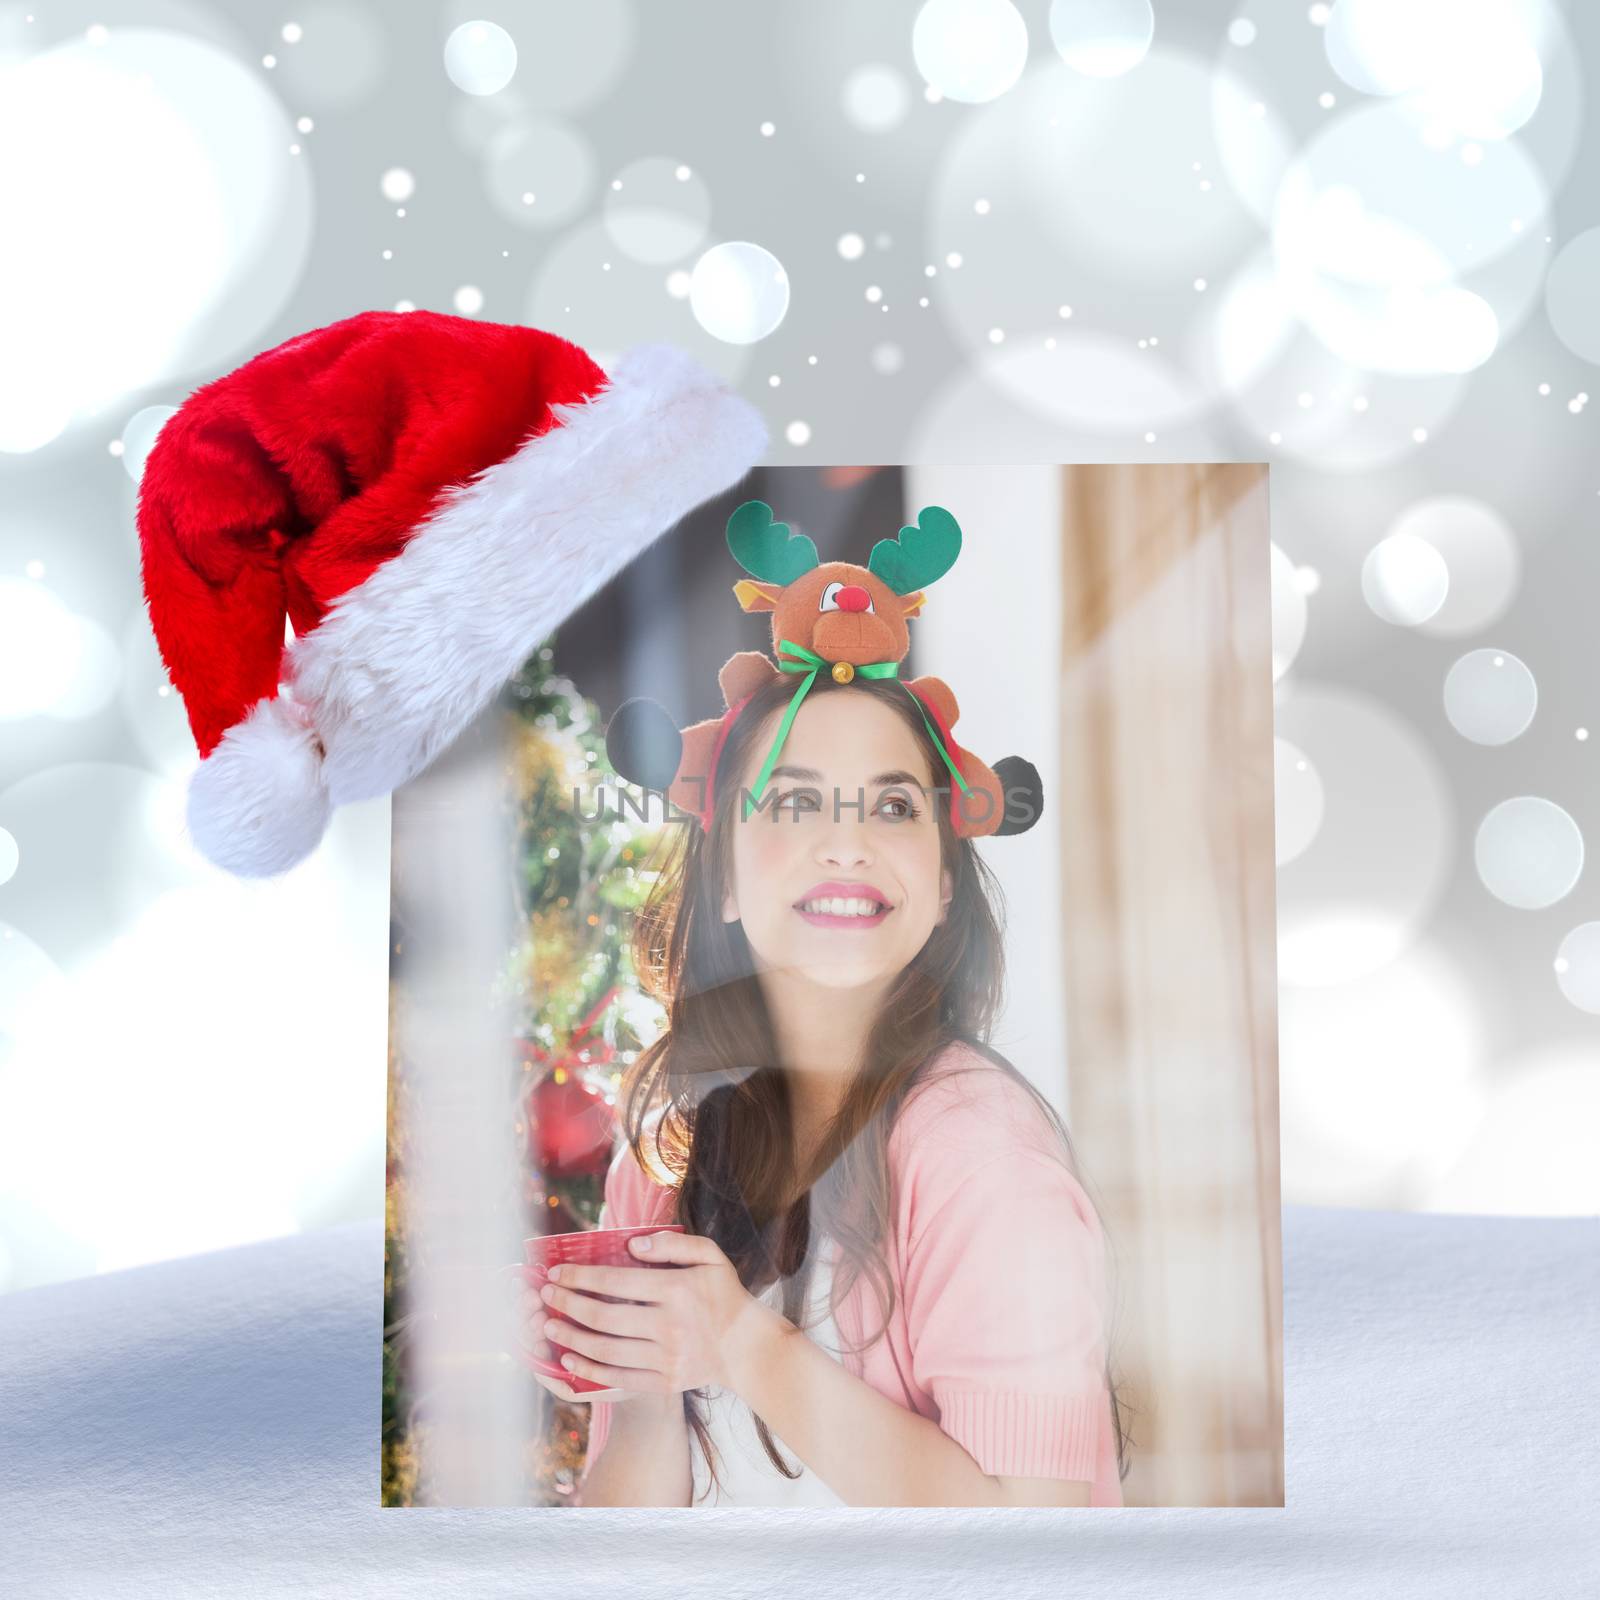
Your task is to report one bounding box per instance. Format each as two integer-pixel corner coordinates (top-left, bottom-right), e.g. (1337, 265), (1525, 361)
(383, 639), (666, 1506)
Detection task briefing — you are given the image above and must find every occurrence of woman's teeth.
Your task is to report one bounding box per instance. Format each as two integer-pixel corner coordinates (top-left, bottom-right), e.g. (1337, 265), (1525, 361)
(798, 896), (887, 917)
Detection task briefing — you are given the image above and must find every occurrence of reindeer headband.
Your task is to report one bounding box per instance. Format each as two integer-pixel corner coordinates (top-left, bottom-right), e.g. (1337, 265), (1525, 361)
(604, 501), (1043, 839)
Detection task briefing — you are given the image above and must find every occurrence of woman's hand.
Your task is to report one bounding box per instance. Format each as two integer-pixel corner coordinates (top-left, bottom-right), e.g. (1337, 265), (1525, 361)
(508, 1276), (602, 1405)
(537, 1229), (785, 1396)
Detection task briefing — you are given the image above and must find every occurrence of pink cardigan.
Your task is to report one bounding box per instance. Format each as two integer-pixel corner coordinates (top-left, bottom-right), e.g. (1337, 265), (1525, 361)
(577, 1039), (1123, 1506)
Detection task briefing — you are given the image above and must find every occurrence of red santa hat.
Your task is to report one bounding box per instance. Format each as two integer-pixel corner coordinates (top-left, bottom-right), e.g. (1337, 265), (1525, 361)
(136, 308), (767, 879)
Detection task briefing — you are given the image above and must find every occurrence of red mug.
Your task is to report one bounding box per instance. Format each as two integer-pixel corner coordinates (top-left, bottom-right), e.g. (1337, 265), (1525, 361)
(503, 1223), (685, 1397)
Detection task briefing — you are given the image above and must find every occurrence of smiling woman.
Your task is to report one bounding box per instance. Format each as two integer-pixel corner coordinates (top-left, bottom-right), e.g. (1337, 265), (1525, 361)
(526, 660), (1131, 1507)
(718, 689), (954, 1006)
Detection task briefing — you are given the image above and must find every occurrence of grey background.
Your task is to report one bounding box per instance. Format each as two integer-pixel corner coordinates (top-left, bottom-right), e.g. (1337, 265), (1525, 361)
(1, 0), (1596, 1298)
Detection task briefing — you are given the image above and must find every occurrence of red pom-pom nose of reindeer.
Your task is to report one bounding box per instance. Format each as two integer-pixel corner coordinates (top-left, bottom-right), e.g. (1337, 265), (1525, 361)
(835, 585), (871, 613)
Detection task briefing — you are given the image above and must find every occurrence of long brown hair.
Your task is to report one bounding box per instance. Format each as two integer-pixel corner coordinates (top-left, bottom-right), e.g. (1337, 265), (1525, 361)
(615, 670), (1133, 1500)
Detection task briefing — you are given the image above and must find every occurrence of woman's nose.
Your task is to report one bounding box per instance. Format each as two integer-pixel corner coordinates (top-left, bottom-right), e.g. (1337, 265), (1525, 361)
(819, 828), (873, 866)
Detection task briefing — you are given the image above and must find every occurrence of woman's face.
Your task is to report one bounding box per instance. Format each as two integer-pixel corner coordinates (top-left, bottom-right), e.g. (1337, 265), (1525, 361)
(720, 690), (953, 990)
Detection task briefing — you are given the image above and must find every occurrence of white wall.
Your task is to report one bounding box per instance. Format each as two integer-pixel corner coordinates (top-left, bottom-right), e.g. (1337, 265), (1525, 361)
(902, 465), (1068, 1113)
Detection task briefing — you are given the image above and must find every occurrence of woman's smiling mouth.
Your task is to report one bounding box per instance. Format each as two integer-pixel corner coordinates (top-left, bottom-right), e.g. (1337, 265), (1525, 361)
(794, 894), (893, 928)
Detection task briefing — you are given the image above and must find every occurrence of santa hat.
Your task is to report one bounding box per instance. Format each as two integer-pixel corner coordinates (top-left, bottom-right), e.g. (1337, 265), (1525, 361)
(136, 309), (767, 878)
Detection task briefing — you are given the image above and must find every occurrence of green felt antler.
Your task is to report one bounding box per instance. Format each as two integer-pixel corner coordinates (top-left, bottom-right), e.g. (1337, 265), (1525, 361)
(867, 505), (962, 595)
(725, 500), (820, 585)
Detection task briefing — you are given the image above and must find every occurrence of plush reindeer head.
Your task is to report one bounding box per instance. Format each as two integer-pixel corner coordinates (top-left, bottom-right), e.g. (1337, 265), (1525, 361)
(725, 499), (961, 672)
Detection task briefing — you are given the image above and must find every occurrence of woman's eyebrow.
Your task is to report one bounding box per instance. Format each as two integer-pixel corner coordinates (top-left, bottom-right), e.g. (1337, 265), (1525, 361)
(767, 764), (925, 788)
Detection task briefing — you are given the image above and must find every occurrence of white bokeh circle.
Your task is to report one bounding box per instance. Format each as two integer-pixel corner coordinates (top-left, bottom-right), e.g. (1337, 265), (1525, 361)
(1422, 1049), (1600, 1215)
(0, 763), (202, 970)
(119, 606), (198, 779)
(1544, 227), (1600, 366)
(1209, 67), (1297, 231)
(843, 64), (912, 131)
(1362, 531), (1449, 625)
(929, 52), (1275, 440)
(1272, 101), (1550, 376)
(1275, 738), (1325, 866)
(1270, 543), (1308, 682)
(442, 0), (632, 111)
(1048, 0), (1154, 78)
(0, 921), (66, 1035)
(938, 51), (1261, 301)
(483, 117), (594, 229)
(1323, 0), (1545, 141)
(526, 219), (742, 378)
(0, 581), (70, 716)
(1443, 649), (1537, 745)
(906, 356), (1226, 461)
(119, 405), (179, 484)
(978, 331), (1211, 436)
(0, 29), (311, 454)
(1275, 683), (1454, 986)
(1397, 496), (1522, 636)
(603, 156), (711, 265)
(48, 615), (120, 722)
(0, 875), (383, 1272)
(0, 582), (119, 722)
(1216, 251), (1470, 469)
(689, 241), (790, 345)
(444, 21), (517, 96)
(1474, 797), (1583, 909)
(911, 0), (1029, 104)
(1278, 942), (1488, 1205)
(1553, 921), (1600, 1014)
(273, 3), (387, 110)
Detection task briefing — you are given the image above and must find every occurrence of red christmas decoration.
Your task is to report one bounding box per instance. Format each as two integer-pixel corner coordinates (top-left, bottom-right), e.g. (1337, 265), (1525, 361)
(517, 986), (620, 1180)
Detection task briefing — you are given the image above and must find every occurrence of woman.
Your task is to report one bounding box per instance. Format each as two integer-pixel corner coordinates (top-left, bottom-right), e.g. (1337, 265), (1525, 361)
(515, 670), (1131, 1506)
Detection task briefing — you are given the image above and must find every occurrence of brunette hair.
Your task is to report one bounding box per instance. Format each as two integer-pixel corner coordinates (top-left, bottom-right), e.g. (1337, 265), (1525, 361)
(613, 671), (1132, 1500)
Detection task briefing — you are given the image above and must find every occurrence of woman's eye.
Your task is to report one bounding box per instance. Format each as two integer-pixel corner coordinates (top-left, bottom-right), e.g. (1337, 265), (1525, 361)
(776, 788), (819, 812)
(878, 792), (922, 821)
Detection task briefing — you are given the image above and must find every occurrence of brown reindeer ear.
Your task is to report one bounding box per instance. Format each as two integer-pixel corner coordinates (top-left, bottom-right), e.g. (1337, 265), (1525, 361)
(732, 578), (781, 612)
(899, 589), (927, 618)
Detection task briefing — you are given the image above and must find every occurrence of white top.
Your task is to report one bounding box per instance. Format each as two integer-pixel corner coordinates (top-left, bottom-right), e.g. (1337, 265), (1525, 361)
(688, 1237), (847, 1506)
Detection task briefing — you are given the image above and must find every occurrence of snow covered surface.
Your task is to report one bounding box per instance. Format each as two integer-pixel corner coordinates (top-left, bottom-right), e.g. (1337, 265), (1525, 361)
(1, 1205), (1595, 1597)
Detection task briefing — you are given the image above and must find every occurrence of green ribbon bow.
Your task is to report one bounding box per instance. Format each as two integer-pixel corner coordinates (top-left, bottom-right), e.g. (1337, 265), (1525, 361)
(742, 638), (972, 820)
